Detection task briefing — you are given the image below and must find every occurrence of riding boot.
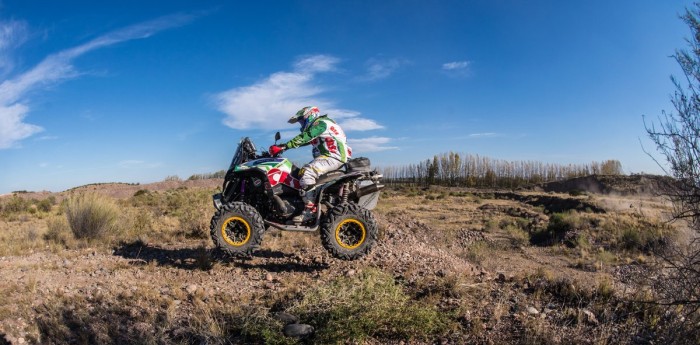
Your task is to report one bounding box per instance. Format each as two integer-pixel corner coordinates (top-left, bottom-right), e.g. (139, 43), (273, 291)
(292, 187), (317, 224)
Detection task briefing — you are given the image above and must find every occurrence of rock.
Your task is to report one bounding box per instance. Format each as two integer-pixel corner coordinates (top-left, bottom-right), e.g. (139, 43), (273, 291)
(273, 312), (299, 325)
(526, 306), (539, 315)
(581, 309), (598, 325)
(185, 284), (198, 294)
(265, 273), (273, 282)
(132, 322), (153, 335)
(345, 269), (356, 277)
(283, 323), (314, 337)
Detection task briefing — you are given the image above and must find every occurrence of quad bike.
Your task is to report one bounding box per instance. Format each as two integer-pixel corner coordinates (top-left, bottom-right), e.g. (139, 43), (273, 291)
(209, 132), (384, 260)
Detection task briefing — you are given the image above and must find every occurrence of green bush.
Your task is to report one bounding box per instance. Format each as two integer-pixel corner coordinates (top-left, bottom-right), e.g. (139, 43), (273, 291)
(36, 199), (53, 213)
(615, 225), (667, 253)
(133, 189), (149, 197)
(4, 196), (28, 213)
(531, 212), (581, 246)
(65, 193), (119, 240)
(290, 268), (452, 343)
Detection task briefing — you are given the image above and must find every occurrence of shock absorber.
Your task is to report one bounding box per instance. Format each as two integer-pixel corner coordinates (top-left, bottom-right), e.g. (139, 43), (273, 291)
(341, 182), (350, 203)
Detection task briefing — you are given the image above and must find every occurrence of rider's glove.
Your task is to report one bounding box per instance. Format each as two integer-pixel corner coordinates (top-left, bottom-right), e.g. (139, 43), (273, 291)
(269, 145), (286, 156)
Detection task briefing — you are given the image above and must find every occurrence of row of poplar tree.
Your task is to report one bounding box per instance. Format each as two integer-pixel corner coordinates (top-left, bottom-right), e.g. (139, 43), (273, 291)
(379, 152), (623, 188)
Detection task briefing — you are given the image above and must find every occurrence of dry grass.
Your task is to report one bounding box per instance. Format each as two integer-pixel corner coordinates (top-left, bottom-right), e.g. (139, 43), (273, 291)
(0, 184), (688, 344)
(288, 268), (454, 343)
(65, 192), (119, 240)
(0, 218), (47, 256)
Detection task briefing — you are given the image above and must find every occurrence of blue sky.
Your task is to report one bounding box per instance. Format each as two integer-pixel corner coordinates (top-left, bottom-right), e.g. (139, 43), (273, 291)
(0, 0), (693, 193)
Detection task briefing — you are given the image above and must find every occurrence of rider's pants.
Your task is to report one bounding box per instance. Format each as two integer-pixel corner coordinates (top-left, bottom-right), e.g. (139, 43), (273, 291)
(299, 156), (344, 196)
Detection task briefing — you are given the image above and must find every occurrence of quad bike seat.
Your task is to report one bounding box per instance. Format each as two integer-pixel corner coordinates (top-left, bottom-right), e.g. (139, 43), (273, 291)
(314, 157), (371, 184)
(316, 170), (345, 184)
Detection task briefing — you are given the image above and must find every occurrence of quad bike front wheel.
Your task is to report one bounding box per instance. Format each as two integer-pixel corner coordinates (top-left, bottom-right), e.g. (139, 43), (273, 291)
(210, 202), (264, 258)
(320, 203), (377, 260)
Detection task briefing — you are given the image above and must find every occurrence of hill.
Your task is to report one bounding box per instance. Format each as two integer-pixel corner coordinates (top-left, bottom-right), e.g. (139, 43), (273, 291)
(533, 174), (671, 195)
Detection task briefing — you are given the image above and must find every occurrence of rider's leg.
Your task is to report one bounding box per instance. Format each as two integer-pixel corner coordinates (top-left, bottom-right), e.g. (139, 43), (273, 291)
(293, 156), (344, 223)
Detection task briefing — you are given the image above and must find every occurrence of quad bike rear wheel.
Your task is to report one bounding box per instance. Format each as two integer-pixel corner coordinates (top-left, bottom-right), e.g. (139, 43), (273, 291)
(210, 202), (264, 258)
(320, 203), (377, 260)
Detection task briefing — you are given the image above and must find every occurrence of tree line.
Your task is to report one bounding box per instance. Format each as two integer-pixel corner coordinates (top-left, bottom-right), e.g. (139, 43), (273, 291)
(379, 152), (623, 188)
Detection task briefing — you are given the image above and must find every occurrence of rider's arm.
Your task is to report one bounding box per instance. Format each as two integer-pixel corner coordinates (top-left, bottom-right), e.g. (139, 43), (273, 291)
(284, 121), (327, 149)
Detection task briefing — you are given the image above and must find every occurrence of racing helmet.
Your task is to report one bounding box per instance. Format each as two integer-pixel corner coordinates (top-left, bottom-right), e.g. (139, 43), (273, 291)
(288, 106), (320, 131)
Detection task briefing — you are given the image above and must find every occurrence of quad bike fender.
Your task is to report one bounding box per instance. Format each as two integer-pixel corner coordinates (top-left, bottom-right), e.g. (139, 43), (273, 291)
(353, 180), (384, 210)
(316, 172), (384, 210)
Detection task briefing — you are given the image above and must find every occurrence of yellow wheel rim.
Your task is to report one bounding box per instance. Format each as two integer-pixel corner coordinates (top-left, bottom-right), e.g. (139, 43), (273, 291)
(335, 219), (366, 250)
(221, 216), (251, 247)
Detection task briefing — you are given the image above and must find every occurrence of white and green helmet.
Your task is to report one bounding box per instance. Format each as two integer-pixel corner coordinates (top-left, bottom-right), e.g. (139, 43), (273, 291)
(289, 106), (320, 131)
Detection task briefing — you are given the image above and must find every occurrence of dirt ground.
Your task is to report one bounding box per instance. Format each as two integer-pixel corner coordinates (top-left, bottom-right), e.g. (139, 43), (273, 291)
(0, 180), (681, 344)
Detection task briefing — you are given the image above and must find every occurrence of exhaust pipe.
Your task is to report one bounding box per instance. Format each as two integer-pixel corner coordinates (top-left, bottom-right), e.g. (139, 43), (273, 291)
(355, 183), (384, 199)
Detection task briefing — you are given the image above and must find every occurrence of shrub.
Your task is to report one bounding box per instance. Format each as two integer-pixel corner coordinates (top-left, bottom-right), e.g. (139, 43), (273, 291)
(36, 199), (53, 213)
(290, 268), (452, 343)
(4, 196), (28, 213)
(615, 223), (668, 253)
(178, 208), (209, 239)
(65, 193), (119, 240)
(44, 217), (74, 246)
(505, 224), (529, 247)
(464, 241), (489, 263)
(531, 211), (583, 246)
(568, 189), (587, 196)
(133, 189), (149, 197)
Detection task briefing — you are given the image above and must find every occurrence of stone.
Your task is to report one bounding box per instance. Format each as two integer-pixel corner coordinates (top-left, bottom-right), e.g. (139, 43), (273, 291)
(345, 269), (356, 277)
(526, 306), (539, 315)
(265, 273), (274, 282)
(185, 284), (198, 294)
(273, 312), (299, 325)
(581, 309), (599, 325)
(283, 324), (314, 337)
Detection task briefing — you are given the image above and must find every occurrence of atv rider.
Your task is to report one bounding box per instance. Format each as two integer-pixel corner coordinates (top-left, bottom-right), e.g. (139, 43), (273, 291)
(269, 106), (352, 223)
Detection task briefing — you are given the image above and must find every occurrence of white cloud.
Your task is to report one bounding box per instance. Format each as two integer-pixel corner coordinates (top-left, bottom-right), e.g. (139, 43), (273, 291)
(0, 13), (197, 149)
(340, 118), (383, 131)
(361, 58), (408, 81)
(0, 19), (28, 77)
(0, 103), (42, 148)
(294, 55), (339, 73)
(349, 136), (397, 153)
(442, 61), (470, 70)
(214, 55), (383, 132)
(468, 132), (498, 138)
(442, 60), (471, 77)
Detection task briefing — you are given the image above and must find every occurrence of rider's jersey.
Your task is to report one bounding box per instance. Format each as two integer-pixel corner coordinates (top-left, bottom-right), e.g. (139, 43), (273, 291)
(285, 115), (352, 163)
